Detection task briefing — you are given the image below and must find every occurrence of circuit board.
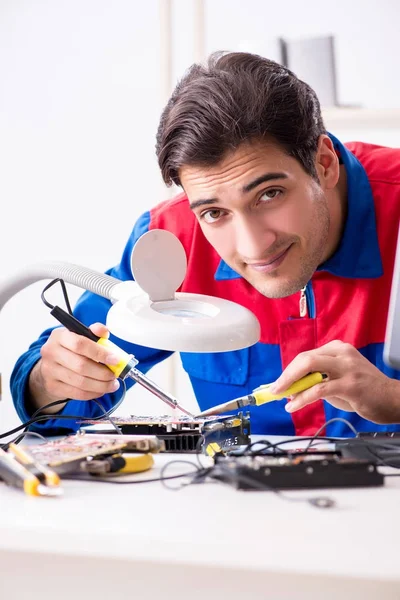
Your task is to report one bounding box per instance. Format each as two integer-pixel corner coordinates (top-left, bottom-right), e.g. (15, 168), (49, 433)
(23, 433), (164, 474)
(80, 413), (251, 453)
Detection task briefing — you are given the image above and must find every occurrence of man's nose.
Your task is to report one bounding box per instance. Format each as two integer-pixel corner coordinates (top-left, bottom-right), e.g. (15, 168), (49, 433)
(234, 216), (277, 259)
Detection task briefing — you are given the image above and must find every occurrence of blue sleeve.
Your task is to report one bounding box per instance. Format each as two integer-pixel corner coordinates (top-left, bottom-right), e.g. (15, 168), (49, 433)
(10, 211), (173, 434)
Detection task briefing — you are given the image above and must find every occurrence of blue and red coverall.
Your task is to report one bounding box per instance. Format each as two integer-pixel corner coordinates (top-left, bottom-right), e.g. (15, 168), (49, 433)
(11, 135), (400, 437)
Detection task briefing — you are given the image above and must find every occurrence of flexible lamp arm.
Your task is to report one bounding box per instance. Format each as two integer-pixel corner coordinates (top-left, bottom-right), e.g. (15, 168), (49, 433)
(0, 262), (136, 311)
(0, 231), (261, 353)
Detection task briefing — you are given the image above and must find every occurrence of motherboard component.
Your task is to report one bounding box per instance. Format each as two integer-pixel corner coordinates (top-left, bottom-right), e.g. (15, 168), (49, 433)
(80, 413), (251, 453)
(23, 433), (164, 474)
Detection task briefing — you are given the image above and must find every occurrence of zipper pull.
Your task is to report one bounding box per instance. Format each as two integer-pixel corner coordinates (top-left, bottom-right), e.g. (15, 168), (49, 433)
(299, 285), (308, 317)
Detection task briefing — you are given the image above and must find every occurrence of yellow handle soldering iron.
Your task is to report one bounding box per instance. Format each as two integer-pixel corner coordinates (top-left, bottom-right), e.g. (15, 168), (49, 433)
(50, 306), (193, 416)
(196, 372), (326, 417)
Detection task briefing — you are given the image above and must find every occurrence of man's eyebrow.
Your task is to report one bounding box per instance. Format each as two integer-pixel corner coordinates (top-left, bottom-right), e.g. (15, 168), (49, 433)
(189, 173), (288, 210)
(189, 198), (218, 210)
(242, 172), (288, 193)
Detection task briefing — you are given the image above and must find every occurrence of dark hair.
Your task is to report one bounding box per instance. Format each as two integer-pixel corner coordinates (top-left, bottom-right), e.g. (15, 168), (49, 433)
(156, 52), (326, 185)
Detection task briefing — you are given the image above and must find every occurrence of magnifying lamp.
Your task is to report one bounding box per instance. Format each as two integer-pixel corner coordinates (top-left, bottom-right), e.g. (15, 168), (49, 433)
(0, 230), (260, 353)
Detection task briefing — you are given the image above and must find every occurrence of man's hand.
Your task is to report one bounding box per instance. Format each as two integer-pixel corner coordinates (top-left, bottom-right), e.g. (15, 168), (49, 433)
(269, 340), (400, 424)
(28, 323), (121, 414)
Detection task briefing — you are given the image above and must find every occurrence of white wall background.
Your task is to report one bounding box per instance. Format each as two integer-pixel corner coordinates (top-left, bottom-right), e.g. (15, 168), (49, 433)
(1, 0), (399, 434)
(204, 0), (400, 110)
(0, 0), (177, 433)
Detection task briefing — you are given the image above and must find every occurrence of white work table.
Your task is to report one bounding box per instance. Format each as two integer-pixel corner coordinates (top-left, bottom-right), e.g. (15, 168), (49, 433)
(1, 439), (400, 600)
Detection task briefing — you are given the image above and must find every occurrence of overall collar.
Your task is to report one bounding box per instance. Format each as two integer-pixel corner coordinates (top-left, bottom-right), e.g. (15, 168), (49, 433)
(214, 133), (383, 281)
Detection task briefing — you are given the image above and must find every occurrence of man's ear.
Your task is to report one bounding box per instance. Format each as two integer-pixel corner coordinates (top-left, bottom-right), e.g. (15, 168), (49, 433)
(315, 135), (340, 190)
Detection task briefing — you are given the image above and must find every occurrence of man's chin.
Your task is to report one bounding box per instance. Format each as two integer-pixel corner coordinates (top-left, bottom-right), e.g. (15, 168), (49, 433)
(258, 285), (302, 299)
(247, 275), (306, 299)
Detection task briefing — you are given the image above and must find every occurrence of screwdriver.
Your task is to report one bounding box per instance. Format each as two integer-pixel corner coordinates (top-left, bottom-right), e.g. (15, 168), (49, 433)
(8, 443), (61, 488)
(50, 305), (194, 416)
(196, 372), (326, 417)
(0, 447), (62, 496)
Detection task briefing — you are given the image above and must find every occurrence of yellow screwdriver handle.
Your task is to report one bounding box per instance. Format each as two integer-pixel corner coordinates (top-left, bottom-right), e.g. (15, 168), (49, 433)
(8, 444), (61, 487)
(253, 372), (324, 406)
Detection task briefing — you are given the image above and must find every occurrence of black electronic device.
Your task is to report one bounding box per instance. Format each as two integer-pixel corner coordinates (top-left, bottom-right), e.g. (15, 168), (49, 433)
(357, 431), (400, 441)
(80, 413), (251, 453)
(212, 451), (384, 490)
(336, 432), (400, 467)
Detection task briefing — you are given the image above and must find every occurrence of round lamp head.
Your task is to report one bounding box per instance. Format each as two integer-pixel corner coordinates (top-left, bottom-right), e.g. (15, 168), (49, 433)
(106, 230), (260, 352)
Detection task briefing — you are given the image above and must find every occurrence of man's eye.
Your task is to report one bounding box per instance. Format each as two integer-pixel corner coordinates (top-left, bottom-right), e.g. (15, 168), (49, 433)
(201, 209), (222, 223)
(259, 189), (282, 202)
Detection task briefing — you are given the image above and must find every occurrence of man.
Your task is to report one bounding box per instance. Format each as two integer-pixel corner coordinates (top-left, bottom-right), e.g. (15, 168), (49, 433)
(11, 52), (400, 436)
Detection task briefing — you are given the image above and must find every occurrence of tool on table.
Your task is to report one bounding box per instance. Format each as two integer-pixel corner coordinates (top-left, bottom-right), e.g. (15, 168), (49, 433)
(81, 452), (154, 476)
(8, 443), (61, 487)
(50, 305), (194, 416)
(196, 372), (327, 417)
(0, 446), (62, 496)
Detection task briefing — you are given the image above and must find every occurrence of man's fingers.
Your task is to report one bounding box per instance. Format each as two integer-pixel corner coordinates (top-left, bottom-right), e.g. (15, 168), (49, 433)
(46, 346), (117, 382)
(271, 355), (340, 394)
(89, 322), (110, 339)
(285, 380), (354, 413)
(286, 396), (354, 413)
(313, 339), (350, 355)
(53, 328), (120, 365)
(43, 361), (120, 397)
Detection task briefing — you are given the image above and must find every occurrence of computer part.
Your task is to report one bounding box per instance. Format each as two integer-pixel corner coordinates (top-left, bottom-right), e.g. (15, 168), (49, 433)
(80, 413), (251, 453)
(23, 433), (164, 474)
(336, 432), (400, 467)
(211, 451), (384, 490)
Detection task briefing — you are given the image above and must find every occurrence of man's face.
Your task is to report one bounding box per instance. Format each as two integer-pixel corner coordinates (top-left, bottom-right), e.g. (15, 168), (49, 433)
(180, 138), (333, 299)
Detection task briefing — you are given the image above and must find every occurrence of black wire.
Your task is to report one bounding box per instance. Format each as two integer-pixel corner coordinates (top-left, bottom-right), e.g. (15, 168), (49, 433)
(28, 390), (125, 436)
(0, 431), (47, 450)
(0, 380), (126, 441)
(303, 417), (358, 452)
(298, 417), (400, 470)
(35, 276), (122, 435)
(81, 458), (335, 508)
(269, 436), (340, 452)
(208, 463), (336, 508)
(160, 459), (202, 490)
(234, 420), (357, 457)
(241, 439), (276, 455)
(347, 439), (400, 470)
(232, 436), (340, 457)
(41, 278), (73, 314)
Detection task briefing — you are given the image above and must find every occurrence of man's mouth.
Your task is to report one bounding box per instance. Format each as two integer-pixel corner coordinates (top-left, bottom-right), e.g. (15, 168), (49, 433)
(246, 244), (293, 273)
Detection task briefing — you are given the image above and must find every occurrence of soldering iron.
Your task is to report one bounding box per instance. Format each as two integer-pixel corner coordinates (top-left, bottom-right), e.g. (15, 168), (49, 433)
(49, 302), (193, 417)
